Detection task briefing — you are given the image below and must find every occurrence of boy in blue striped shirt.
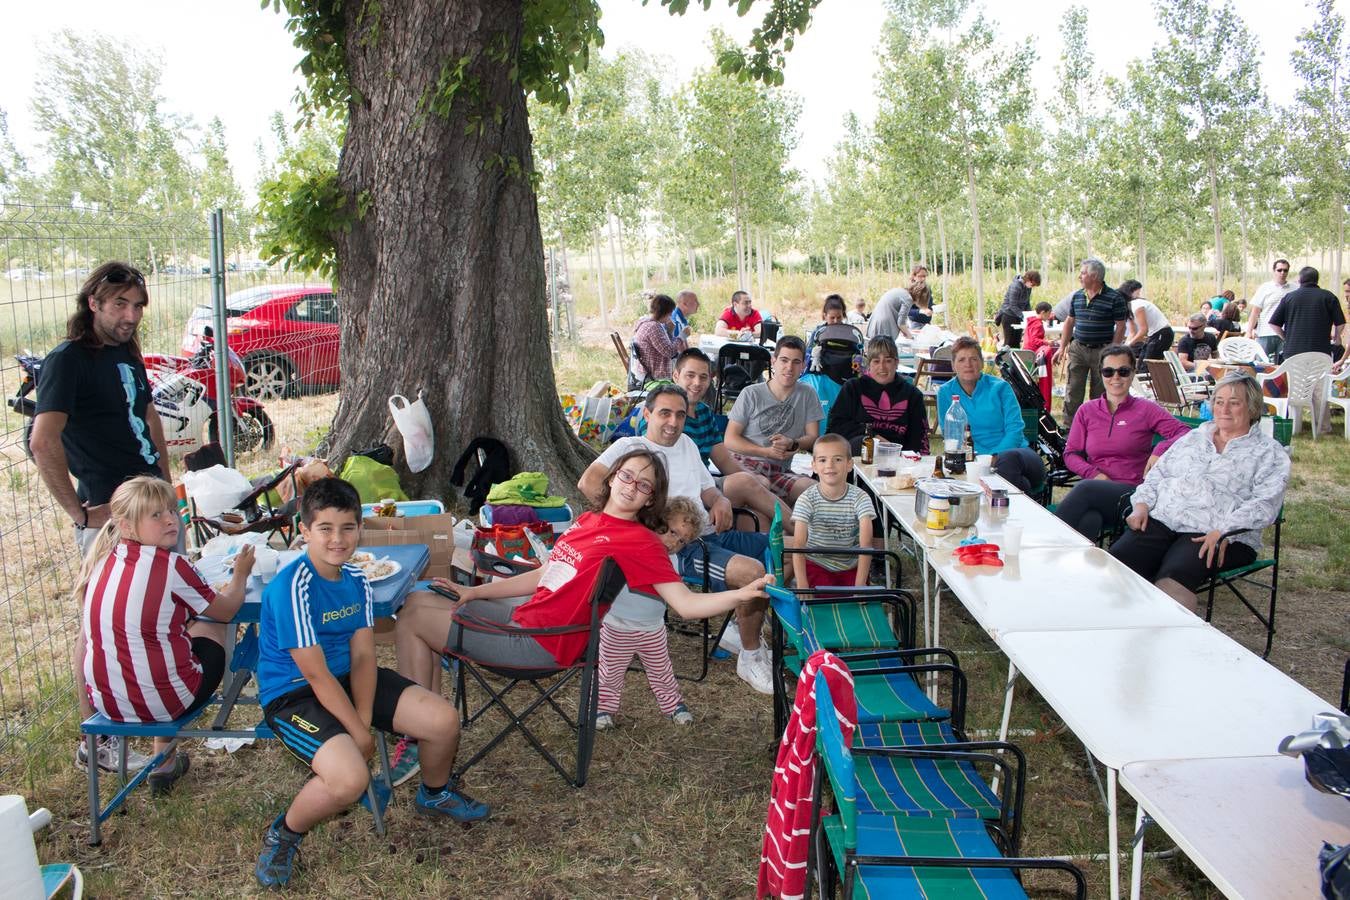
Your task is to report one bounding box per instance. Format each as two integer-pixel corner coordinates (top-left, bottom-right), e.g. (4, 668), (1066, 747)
(254, 477), (487, 888)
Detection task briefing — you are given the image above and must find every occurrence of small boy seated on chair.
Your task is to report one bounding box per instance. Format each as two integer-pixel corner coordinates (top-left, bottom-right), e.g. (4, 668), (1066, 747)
(254, 477), (488, 889)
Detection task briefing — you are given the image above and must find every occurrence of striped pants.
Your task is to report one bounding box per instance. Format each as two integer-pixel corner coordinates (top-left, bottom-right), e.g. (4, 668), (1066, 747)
(597, 621), (684, 716)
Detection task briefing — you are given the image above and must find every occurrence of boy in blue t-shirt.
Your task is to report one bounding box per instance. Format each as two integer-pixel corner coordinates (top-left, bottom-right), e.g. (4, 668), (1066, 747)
(254, 477), (487, 888)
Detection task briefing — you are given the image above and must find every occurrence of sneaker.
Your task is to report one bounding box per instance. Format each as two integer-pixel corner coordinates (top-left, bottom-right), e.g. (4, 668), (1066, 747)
(359, 777), (392, 818)
(669, 703), (694, 726)
(415, 782), (490, 823)
(718, 622), (744, 654)
(594, 711), (616, 731)
(387, 737), (421, 787)
(75, 736), (153, 774)
(148, 752), (190, 797)
(255, 813), (304, 889)
(736, 646), (774, 695)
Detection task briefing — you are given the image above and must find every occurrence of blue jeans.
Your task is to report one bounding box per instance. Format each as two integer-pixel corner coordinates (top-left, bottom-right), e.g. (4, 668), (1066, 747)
(677, 531), (769, 592)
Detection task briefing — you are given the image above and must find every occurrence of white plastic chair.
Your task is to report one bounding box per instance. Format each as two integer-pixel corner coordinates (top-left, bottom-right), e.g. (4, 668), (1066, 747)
(1325, 368), (1350, 440)
(1217, 336), (1269, 365)
(1257, 352), (1332, 438)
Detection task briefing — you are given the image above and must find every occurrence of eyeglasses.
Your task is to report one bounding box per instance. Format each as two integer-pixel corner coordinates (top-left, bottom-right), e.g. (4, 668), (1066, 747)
(1274, 267), (1289, 274)
(1100, 366), (1133, 378)
(98, 268), (146, 288)
(614, 468), (654, 495)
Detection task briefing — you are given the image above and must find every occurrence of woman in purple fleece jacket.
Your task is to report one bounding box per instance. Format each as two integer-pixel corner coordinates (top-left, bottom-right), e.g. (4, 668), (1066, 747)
(1054, 345), (1191, 539)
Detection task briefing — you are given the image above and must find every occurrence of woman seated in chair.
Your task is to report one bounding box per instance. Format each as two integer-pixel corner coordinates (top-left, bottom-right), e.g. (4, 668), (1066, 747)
(1109, 373), (1289, 614)
(393, 448), (770, 686)
(1054, 345), (1191, 540)
(936, 336), (1047, 493)
(633, 293), (687, 383)
(826, 335), (929, 454)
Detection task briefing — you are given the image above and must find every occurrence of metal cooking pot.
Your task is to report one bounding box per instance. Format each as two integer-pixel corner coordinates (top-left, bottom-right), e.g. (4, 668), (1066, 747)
(913, 478), (983, 528)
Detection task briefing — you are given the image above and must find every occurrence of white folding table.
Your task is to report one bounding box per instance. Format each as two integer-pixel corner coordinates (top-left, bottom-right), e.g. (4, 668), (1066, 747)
(1121, 754), (1350, 899)
(999, 627), (1340, 900)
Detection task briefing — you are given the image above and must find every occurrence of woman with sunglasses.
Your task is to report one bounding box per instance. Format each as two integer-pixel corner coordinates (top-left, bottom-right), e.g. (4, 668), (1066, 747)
(393, 448), (771, 688)
(1054, 345), (1190, 540)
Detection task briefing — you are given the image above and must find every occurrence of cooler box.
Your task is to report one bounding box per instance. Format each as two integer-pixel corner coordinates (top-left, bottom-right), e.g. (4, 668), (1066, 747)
(361, 500), (445, 518)
(480, 503), (574, 533)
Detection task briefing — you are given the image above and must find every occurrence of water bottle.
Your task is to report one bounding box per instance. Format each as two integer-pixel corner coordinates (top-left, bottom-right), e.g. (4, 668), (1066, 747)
(943, 397), (968, 474)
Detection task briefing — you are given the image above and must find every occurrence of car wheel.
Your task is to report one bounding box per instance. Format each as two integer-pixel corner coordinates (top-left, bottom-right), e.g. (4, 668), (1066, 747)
(244, 354), (295, 400)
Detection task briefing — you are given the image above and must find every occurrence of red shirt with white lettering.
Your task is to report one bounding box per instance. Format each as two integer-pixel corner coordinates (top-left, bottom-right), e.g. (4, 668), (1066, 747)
(511, 511), (678, 665)
(83, 540), (216, 721)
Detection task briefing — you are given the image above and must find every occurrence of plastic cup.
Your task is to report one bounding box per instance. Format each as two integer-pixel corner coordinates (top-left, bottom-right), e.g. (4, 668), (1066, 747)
(1003, 524), (1024, 556)
(254, 549), (279, 578)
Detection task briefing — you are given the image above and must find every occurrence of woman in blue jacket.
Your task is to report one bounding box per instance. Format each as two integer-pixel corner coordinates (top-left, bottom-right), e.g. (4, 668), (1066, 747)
(935, 336), (1047, 492)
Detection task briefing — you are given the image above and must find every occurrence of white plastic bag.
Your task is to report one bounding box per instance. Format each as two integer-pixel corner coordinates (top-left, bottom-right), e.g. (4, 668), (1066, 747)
(389, 392), (435, 473)
(182, 465), (254, 518)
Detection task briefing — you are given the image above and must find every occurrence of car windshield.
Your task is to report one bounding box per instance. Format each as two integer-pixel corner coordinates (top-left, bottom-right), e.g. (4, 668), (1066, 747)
(224, 286), (276, 313)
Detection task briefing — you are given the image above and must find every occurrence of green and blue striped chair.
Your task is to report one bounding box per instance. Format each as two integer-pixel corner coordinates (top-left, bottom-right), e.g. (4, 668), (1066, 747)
(811, 672), (1087, 900)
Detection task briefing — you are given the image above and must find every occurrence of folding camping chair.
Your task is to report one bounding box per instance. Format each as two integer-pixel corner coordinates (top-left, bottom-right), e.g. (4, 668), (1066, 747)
(1197, 509), (1284, 659)
(188, 457), (302, 548)
(447, 558), (626, 787)
(1145, 359), (1201, 415)
(810, 672), (1087, 900)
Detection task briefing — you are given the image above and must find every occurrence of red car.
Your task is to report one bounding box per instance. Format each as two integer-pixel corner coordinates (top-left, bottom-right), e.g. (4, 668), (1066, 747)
(183, 284), (340, 400)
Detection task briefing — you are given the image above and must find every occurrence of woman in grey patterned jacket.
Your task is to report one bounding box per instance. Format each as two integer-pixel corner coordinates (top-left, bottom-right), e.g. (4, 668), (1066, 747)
(1109, 373), (1289, 614)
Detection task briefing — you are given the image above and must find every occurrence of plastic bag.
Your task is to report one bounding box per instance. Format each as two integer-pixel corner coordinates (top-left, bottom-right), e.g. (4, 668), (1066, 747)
(337, 455), (408, 504)
(389, 392), (434, 473)
(182, 465), (254, 518)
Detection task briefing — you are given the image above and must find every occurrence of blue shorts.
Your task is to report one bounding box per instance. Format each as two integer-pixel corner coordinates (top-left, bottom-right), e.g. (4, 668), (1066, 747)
(677, 531), (769, 592)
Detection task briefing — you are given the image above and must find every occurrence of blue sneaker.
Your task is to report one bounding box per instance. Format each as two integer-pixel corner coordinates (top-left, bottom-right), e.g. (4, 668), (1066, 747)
(359, 777), (392, 817)
(415, 782), (490, 823)
(255, 813), (303, 889)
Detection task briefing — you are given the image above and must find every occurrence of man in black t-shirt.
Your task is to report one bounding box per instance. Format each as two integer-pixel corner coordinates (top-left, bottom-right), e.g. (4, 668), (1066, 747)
(1175, 314), (1220, 372)
(1269, 265), (1346, 361)
(31, 263), (170, 556)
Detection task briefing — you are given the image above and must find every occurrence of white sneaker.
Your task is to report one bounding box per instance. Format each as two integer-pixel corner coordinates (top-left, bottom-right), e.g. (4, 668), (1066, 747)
(736, 647), (774, 695)
(718, 621), (744, 654)
(75, 736), (153, 773)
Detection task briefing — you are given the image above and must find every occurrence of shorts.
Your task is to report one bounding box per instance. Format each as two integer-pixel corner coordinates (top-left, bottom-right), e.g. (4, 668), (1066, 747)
(181, 636), (227, 719)
(677, 530), (769, 592)
(802, 559), (859, 588)
(264, 667), (415, 766)
(726, 452), (807, 501)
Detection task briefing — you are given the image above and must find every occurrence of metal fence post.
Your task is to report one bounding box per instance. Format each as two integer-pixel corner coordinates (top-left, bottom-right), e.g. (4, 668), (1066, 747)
(209, 208), (234, 465)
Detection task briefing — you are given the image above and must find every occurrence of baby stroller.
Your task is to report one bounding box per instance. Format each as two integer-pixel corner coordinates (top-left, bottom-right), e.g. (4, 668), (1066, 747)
(714, 342), (772, 414)
(806, 322), (865, 384)
(995, 349), (1073, 485)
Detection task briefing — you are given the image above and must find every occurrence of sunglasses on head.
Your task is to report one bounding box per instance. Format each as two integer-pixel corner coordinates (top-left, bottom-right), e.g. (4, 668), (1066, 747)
(98, 268), (145, 288)
(1100, 366), (1133, 378)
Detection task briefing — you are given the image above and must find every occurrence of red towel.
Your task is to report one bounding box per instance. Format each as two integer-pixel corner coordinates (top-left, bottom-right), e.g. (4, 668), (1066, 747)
(757, 651), (857, 900)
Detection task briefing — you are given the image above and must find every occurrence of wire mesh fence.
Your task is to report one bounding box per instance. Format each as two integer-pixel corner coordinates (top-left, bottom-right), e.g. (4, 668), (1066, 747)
(0, 203), (337, 789)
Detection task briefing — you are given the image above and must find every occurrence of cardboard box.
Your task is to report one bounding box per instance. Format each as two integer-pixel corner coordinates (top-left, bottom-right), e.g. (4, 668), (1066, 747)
(360, 512), (456, 580)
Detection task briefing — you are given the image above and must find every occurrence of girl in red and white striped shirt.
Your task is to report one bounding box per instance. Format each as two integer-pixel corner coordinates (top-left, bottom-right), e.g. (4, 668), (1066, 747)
(78, 476), (252, 793)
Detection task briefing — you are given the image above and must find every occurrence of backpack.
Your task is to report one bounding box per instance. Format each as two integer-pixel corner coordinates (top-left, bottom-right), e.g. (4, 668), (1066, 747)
(450, 437), (513, 515)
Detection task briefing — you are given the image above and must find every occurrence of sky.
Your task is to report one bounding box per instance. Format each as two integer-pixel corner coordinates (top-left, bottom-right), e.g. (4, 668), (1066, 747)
(1, 0), (1346, 198)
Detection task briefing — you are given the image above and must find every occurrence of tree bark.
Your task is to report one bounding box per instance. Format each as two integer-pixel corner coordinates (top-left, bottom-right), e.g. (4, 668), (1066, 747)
(329, 0), (592, 502)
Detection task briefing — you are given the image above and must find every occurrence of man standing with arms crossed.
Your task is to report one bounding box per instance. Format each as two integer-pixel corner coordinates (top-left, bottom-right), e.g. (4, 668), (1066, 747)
(30, 262), (174, 773)
(1059, 258), (1129, 423)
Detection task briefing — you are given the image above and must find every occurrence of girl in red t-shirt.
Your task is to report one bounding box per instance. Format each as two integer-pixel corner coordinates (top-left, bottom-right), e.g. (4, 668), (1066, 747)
(78, 476), (252, 792)
(394, 449), (772, 688)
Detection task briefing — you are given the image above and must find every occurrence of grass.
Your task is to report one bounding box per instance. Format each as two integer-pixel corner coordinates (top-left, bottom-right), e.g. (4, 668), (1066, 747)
(4, 277), (1349, 897)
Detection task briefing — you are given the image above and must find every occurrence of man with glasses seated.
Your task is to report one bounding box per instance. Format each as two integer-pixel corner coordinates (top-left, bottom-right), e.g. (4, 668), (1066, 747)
(1054, 345), (1191, 540)
(1176, 313), (1220, 372)
(1246, 259), (1294, 361)
(579, 385), (775, 695)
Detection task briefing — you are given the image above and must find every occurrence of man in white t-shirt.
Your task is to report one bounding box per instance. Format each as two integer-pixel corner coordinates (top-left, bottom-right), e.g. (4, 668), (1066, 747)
(1246, 258), (1294, 360)
(578, 384), (774, 695)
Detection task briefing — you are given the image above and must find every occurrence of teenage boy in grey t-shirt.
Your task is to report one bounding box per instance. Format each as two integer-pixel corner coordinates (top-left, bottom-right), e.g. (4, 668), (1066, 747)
(723, 336), (823, 502)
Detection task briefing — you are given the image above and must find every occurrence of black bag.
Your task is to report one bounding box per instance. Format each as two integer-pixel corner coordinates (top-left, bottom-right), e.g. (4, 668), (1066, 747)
(450, 437), (513, 515)
(355, 443), (395, 467)
(1323, 842), (1350, 900)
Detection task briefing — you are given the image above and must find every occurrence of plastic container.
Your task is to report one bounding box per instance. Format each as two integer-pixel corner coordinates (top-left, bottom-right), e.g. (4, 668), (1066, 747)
(360, 499), (445, 518)
(481, 503), (575, 533)
(875, 441), (900, 477)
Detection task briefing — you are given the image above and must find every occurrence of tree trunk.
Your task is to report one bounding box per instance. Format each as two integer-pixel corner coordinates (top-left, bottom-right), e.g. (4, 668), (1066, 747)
(919, 215), (928, 264)
(606, 212), (622, 320)
(329, 0), (592, 501)
(593, 230), (609, 328)
(1238, 215), (1250, 300)
(1336, 194), (1344, 290)
(1207, 155), (1223, 292)
(936, 207), (950, 324)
